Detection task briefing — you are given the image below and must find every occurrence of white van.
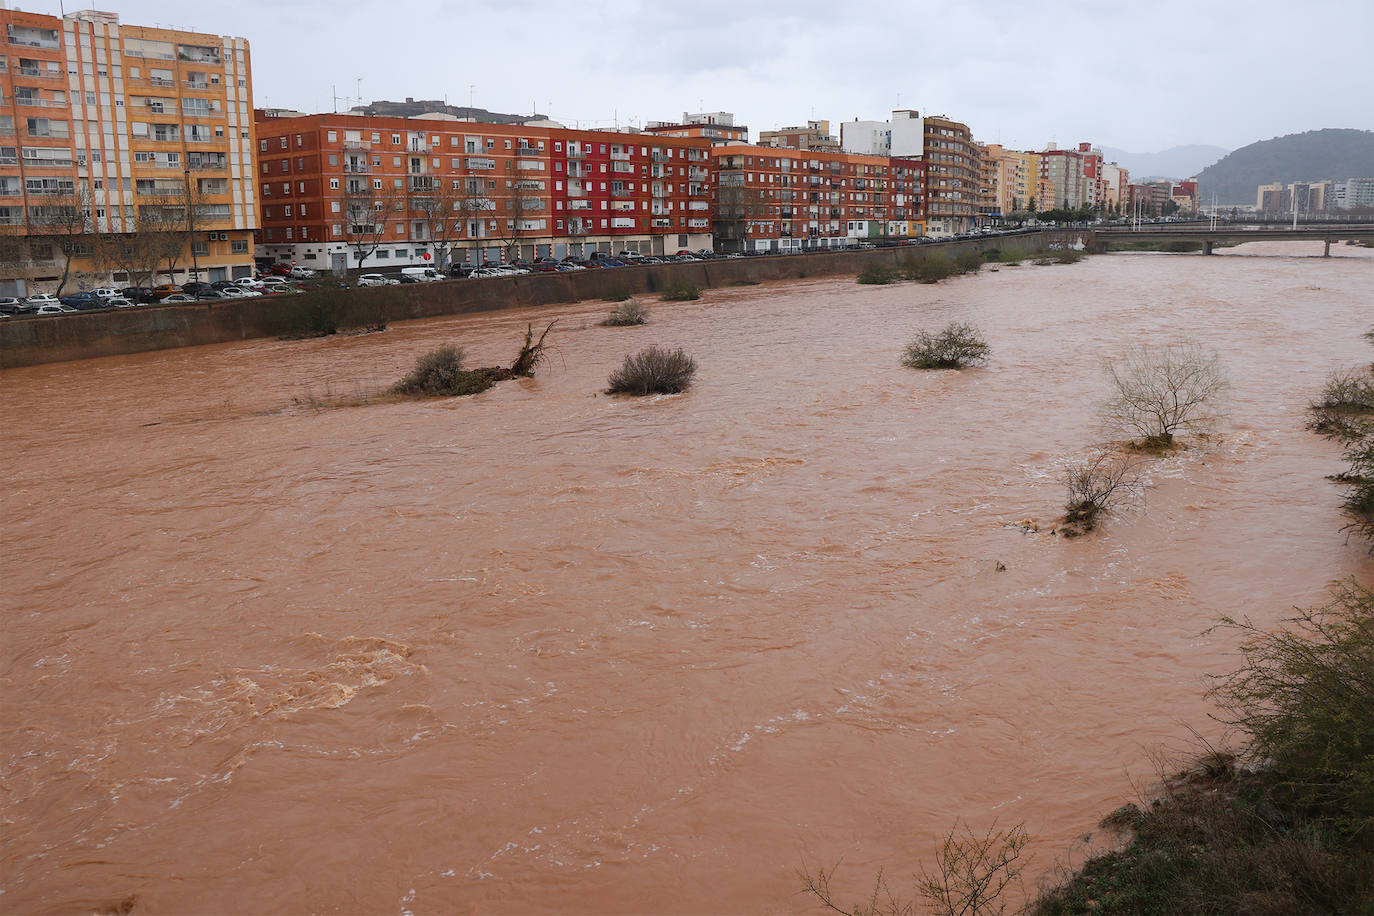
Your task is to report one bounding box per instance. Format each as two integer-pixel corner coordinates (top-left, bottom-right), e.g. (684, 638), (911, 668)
(401, 267), (446, 282)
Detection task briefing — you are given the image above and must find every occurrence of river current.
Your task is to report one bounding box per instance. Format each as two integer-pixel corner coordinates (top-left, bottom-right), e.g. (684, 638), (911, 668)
(2, 241), (1371, 914)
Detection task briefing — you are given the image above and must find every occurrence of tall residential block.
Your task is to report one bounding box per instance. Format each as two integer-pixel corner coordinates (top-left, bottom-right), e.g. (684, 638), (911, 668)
(711, 144), (922, 253)
(252, 112), (716, 270)
(0, 8), (257, 295)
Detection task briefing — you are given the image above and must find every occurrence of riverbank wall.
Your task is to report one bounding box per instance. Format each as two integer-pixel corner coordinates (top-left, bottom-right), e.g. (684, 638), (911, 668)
(1, 232), (1076, 369)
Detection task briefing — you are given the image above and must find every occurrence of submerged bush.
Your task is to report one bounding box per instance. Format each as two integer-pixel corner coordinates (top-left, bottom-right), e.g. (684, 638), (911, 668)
(601, 299), (648, 326)
(1051, 248), (1086, 264)
(607, 346), (697, 395)
(1101, 340), (1229, 448)
(857, 264), (897, 285)
(902, 253), (957, 283)
(901, 322), (990, 370)
(954, 250), (984, 274)
(393, 345), (470, 395)
(660, 284), (701, 301)
(1062, 448), (1146, 534)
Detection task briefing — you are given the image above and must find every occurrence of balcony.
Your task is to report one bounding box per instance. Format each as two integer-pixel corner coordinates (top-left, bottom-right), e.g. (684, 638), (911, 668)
(15, 96), (65, 108)
(651, 151), (670, 162)
(610, 150), (631, 161)
(465, 157), (496, 170)
(565, 147), (586, 158)
(516, 145), (540, 156)
(342, 140), (371, 150)
(688, 168), (708, 181)
(610, 187), (635, 197)
(343, 162), (369, 174)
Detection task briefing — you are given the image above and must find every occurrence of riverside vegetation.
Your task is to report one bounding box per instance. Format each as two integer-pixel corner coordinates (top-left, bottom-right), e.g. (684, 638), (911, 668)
(606, 346), (697, 395)
(858, 248), (1083, 286)
(802, 334), (1374, 912)
(392, 322), (555, 398)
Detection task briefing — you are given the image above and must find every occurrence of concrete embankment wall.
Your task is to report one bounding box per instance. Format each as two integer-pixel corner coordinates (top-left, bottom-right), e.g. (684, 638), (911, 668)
(1, 233), (1075, 369)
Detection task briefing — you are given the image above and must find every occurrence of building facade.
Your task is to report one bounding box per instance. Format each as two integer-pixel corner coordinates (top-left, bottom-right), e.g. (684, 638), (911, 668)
(1, 8), (257, 295)
(758, 119), (839, 152)
(252, 112), (715, 271)
(711, 144), (922, 253)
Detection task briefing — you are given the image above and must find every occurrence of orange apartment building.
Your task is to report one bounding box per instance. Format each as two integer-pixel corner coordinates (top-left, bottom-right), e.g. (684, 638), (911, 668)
(711, 144), (923, 253)
(0, 8), (257, 295)
(252, 112), (716, 271)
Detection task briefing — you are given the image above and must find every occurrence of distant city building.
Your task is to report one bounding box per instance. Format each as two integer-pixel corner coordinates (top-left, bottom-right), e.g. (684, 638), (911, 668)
(644, 112), (748, 145)
(1256, 182), (1284, 214)
(1333, 177), (1374, 209)
(711, 145), (923, 253)
(0, 7), (258, 296)
(345, 98), (535, 124)
(252, 112), (714, 270)
(758, 120), (839, 152)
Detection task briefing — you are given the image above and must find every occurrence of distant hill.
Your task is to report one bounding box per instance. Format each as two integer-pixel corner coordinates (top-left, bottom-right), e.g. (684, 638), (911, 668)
(1099, 144), (1229, 181)
(1196, 129), (1374, 205)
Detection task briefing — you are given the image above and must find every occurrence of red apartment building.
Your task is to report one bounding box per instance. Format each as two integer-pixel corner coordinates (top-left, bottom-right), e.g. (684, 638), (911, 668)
(711, 145), (923, 252)
(252, 112), (714, 271)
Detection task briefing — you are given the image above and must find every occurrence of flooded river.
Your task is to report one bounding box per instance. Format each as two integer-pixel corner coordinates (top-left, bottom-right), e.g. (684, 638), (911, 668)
(3, 241), (1371, 914)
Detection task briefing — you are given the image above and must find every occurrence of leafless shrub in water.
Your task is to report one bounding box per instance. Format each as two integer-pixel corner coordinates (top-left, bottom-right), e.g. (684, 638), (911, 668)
(1101, 340), (1228, 448)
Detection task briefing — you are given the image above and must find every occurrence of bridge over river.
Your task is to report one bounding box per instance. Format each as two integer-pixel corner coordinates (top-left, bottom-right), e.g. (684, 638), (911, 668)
(1092, 221), (1374, 255)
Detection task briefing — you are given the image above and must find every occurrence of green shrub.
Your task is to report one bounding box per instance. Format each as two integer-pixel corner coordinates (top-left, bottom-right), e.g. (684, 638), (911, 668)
(857, 264), (897, 285)
(901, 322), (990, 370)
(602, 299), (648, 327)
(660, 284), (701, 301)
(607, 346), (697, 395)
(1035, 583), (1374, 915)
(954, 250), (984, 274)
(393, 345), (492, 396)
(902, 253), (957, 283)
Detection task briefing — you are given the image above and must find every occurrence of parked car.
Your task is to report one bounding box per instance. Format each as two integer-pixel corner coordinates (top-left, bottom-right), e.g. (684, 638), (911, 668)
(34, 304), (77, 315)
(24, 293), (60, 305)
(106, 297), (137, 308)
(0, 296), (23, 315)
(219, 286), (260, 298)
(356, 274), (397, 287)
(400, 267), (445, 282)
(468, 267), (508, 279)
(234, 278), (266, 290)
(257, 277), (291, 289)
(267, 263), (294, 277)
(288, 266), (316, 279)
(89, 287), (120, 299)
(121, 287), (159, 303)
(152, 284), (181, 298)
(194, 289), (230, 300)
(160, 293), (197, 302)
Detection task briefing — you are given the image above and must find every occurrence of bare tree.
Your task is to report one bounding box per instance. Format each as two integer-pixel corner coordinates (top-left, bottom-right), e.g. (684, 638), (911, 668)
(409, 178), (470, 274)
(798, 821), (1030, 916)
(26, 186), (93, 295)
(341, 181), (398, 269)
(1063, 447), (1148, 533)
(1102, 340), (1229, 448)
(91, 218), (162, 289)
(715, 178), (772, 254)
(490, 166), (545, 262)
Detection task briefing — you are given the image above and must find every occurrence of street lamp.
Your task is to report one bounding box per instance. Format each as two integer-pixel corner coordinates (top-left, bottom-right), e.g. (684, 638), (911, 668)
(184, 168), (200, 282)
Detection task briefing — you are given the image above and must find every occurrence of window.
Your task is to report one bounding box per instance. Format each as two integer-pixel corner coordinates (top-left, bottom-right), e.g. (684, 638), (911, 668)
(259, 139), (267, 151)
(371, 132), (380, 143)
(279, 137), (287, 149)
(192, 241), (209, 256)
(231, 239), (249, 254)
(372, 178), (381, 189)
(391, 134), (400, 145)
(329, 178), (339, 189)
(331, 201), (340, 212)
(327, 130), (336, 142)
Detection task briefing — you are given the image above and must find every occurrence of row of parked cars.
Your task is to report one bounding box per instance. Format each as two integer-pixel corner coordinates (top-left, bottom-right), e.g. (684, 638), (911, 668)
(0, 275), (310, 317)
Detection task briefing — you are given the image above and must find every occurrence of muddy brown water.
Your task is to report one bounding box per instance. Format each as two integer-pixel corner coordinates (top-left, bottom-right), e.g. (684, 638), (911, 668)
(3, 241), (1372, 914)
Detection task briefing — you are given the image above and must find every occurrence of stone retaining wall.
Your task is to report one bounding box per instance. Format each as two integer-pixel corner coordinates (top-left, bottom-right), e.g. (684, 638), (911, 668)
(1, 232), (1076, 369)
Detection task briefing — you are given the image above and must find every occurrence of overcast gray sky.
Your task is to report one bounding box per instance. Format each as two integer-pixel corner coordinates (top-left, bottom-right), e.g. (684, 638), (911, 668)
(34, 0), (1374, 153)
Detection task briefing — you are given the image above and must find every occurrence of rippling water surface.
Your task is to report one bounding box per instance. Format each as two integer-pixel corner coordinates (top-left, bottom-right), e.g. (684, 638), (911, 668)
(2, 241), (1371, 914)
